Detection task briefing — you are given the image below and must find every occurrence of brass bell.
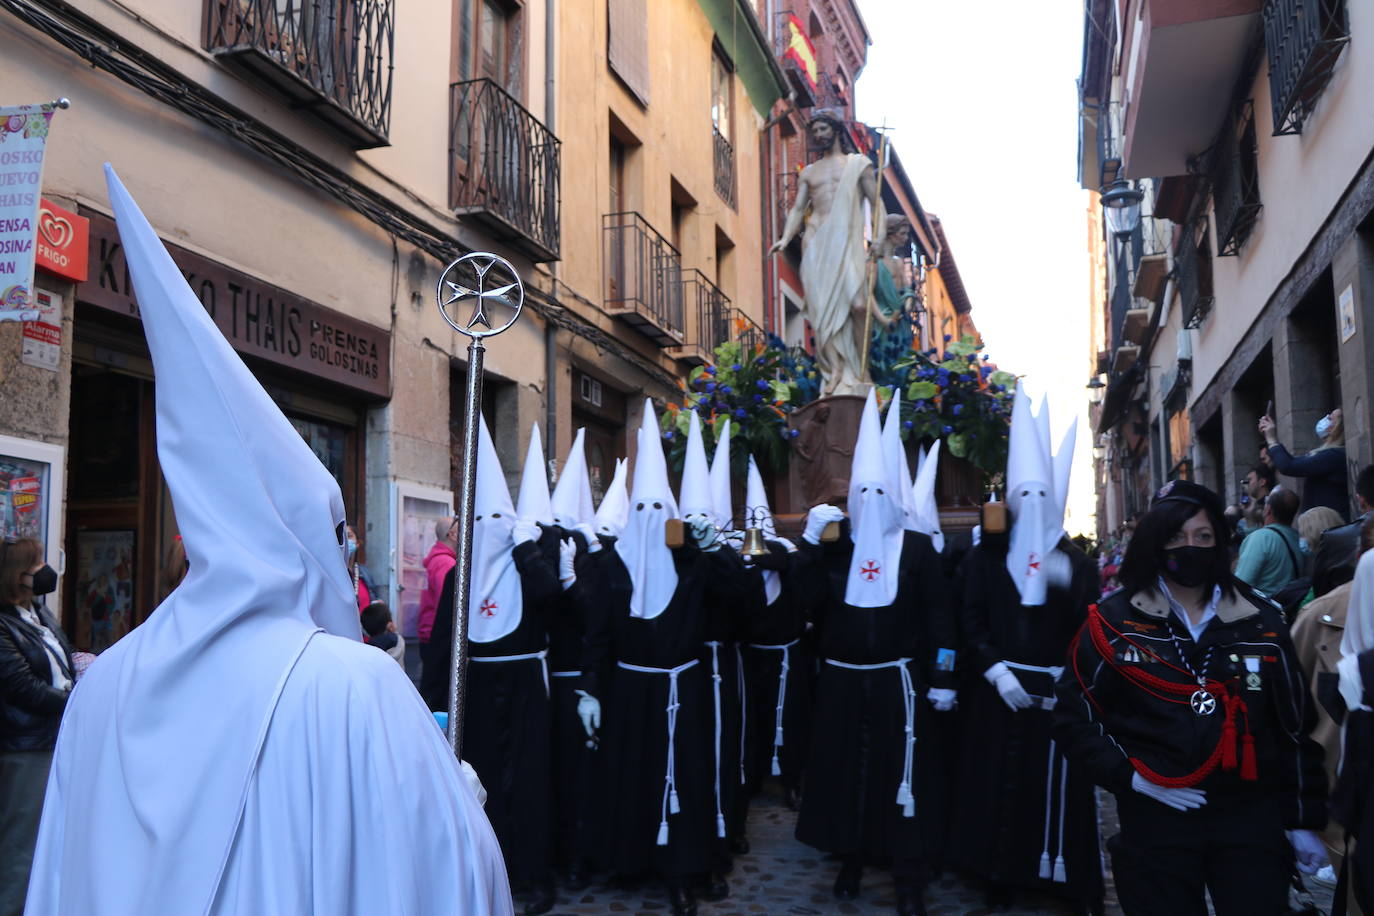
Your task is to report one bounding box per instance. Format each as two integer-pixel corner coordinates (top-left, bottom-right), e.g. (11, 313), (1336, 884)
(741, 526), (768, 557)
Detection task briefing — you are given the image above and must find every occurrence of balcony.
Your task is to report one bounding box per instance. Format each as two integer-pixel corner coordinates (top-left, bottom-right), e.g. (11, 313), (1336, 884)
(1212, 101), (1262, 256)
(204, 0), (394, 148)
(1113, 344), (1141, 374)
(1177, 223), (1215, 329)
(1120, 0), (1264, 178)
(1133, 215), (1172, 302)
(603, 212), (684, 346)
(725, 307), (766, 355)
(713, 128), (736, 209)
(450, 79), (561, 263)
(671, 270), (731, 366)
(1264, 0), (1350, 135)
(1122, 307), (1152, 345)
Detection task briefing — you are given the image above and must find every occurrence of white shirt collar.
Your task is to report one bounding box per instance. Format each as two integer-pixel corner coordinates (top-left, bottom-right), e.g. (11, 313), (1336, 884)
(1158, 578), (1222, 642)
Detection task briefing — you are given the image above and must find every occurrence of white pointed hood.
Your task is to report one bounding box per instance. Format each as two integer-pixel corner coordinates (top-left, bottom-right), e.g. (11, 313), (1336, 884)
(469, 414), (524, 642)
(1052, 418), (1077, 538)
(55, 167), (362, 908)
(679, 409), (713, 519)
(615, 400), (680, 619)
(882, 389), (919, 531)
(1006, 385), (1055, 605)
(912, 440), (945, 553)
(709, 418), (733, 529)
(594, 458), (630, 538)
(846, 389), (904, 608)
(746, 456), (782, 605)
(551, 427), (595, 528)
(515, 422), (554, 525)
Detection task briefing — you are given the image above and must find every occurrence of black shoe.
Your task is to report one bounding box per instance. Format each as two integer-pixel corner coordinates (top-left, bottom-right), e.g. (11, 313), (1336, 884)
(699, 872), (729, 901)
(833, 862), (862, 900)
(669, 885), (698, 916)
(730, 834), (750, 856)
(524, 879), (556, 915)
(563, 866), (590, 891)
(895, 885), (927, 916)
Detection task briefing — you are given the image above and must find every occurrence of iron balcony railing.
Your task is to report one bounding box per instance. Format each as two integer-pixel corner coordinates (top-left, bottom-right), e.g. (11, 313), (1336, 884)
(1098, 99), (1124, 183)
(1263, 0), (1350, 135)
(450, 79), (561, 262)
(673, 270), (732, 365)
(776, 170), (800, 242)
(204, 0), (394, 147)
(602, 212), (684, 345)
(713, 127), (736, 209)
(1176, 223), (1214, 329)
(1211, 101), (1263, 256)
(725, 307), (766, 356)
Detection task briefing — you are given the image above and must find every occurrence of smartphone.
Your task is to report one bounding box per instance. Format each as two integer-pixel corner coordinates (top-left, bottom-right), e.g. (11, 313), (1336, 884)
(1265, 400), (1275, 420)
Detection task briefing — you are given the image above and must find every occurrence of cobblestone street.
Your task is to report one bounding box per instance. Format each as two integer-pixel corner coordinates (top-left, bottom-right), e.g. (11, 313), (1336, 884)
(535, 785), (1112, 916)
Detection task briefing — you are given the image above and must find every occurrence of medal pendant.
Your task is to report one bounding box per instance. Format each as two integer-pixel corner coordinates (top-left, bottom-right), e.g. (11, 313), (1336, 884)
(1190, 689), (1217, 716)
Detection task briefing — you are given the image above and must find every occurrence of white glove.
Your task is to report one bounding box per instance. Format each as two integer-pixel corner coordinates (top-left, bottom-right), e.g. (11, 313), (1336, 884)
(1288, 829), (1329, 875)
(773, 537), (798, 553)
(985, 661), (1033, 711)
(688, 516), (722, 552)
(459, 759), (488, 807)
(723, 530), (745, 551)
(574, 689), (601, 737)
(558, 537), (577, 589)
(1131, 771), (1206, 811)
(511, 520), (540, 545)
(573, 522), (602, 554)
(803, 504), (845, 545)
(927, 687), (957, 711)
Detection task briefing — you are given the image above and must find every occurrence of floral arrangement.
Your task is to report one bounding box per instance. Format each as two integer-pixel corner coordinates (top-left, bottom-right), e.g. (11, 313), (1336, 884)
(660, 337), (803, 476)
(892, 334), (1018, 478)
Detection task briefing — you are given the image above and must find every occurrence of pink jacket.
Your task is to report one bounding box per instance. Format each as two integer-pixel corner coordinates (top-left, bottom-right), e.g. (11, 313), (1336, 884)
(418, 541), (457, 643)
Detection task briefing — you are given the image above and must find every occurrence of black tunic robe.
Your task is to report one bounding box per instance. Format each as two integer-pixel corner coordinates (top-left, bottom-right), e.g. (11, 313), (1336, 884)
(947, 535), (1103, 902)
(740, 541), (814, 795)
(419, 538), (561, 886)
(793, 529), (957, 870)
(581, 542), (751, 879)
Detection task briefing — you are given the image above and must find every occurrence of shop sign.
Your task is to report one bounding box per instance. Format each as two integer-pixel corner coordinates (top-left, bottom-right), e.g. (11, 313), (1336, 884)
(34, 198), (88, 281)
(78, 210), (390, 399)
(0, 102), (61, 321)
(21, 288), (62, 371)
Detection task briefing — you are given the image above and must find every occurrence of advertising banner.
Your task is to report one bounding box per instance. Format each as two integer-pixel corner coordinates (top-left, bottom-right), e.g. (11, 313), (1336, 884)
(0, 102), (61, 322)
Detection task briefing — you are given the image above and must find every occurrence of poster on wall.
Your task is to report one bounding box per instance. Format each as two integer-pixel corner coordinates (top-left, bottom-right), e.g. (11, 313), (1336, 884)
(0, 457), (45, 541)
(74, 529), (135, 653)
(0, 102), (63, 322)
(20, 288), (61, 370)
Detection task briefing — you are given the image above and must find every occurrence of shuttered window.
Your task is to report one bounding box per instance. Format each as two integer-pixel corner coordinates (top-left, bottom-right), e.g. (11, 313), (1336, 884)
(607, 0), (649, 105)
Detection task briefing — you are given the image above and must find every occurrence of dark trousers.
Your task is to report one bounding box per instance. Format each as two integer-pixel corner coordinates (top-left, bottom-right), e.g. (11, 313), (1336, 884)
(1110, 791), (1291, 916)
(0, 750), (52, 916)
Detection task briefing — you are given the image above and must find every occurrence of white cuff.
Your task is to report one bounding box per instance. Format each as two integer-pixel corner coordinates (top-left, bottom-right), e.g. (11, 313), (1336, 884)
(983, 661), (1011, 685)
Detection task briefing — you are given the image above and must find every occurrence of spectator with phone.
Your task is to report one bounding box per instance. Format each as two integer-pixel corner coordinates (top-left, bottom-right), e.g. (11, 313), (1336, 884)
(1259, 408), (1349, 517)
(1225, 463), (1277, 541)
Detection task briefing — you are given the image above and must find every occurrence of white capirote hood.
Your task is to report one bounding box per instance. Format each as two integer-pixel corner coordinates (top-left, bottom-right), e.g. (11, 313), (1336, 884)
(515, 422), (553, 525)
(551, 427), (595, 528)
(594, 458), (630, 538)
(615, 400), (680, 618)
(846, 389), (905, 608)
(469, 414), (523, 643)
(709, 418), (733, 529)
(746, 455), (782, 605)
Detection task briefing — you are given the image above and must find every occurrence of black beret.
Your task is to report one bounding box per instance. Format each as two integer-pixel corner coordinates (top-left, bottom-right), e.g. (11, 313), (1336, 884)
(1151, 479), (1226, 519)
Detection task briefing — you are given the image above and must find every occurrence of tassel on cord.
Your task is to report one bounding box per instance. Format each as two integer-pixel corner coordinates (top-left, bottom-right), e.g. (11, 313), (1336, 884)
(1221, 716), (1238, 771)
(902, 797), (915, 818)
(656, 821), (669, 846)
(771, 755), (781, 777)
(1039, 852), (1052, 881)
(1053, 756), (1069, 883)
(775, 726), (785, 746)
(716, 814), (726, 838)
(1241, 733), (1258, 781)
(670, 790), (681, 815)
(1039, 740), (1057, 880)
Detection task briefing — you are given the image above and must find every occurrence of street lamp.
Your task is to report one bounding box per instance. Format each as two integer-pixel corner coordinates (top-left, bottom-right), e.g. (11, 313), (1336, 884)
(1101, 178), (1144, 238)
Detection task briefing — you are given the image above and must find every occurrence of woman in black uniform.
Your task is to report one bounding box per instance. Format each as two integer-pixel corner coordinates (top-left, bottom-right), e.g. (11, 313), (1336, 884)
(1055, 480), (1328, 915)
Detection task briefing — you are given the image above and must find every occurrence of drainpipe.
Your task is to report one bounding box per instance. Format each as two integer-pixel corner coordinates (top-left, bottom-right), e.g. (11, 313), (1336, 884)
(544, 0), (558, 464)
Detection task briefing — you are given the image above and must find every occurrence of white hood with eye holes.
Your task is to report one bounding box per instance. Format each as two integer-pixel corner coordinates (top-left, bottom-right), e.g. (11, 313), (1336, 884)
(1006, 386), (1058, 606)
(594, 458), (630, 538)
(845, 390), (905, 608)
(469, 414), (523, 643)
(615, 400), (680, 619)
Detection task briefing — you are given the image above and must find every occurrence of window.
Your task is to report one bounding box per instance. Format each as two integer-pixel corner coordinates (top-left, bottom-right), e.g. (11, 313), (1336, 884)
(1212, 101), (1262, 256)
(609, 136), (626, 214)
(711, 52), (733, 143)
(456, 0), (522, 97)
(608, 0), (650, 105)
(1264, 0), (1350, 135)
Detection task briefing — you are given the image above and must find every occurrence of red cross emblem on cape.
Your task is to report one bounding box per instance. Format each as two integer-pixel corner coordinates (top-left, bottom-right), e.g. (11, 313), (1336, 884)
(1027, 552), (1041, 576)
(860, 560), (881, 581)
(479, 598), (498, 617)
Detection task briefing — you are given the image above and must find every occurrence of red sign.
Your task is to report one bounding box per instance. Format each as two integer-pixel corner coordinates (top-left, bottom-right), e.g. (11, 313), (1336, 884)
(34, 198), (88, 282)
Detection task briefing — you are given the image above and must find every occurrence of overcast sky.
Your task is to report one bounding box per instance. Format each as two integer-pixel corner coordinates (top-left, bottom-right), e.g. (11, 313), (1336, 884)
(855, 0), (1097, 534)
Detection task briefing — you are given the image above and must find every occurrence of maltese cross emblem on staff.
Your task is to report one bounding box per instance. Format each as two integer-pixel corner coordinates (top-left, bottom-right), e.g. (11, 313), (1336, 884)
(436, 252), (525, 757)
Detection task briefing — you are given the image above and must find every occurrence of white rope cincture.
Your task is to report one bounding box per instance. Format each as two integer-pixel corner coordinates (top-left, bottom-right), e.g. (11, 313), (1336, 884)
(736, 645), (748, 787)
(750, 639), (800, 777)
(825, 657), (916, 818)
(472, 649), (549, 695)
(1037, 739), (1070, 883)
(617, 658), (700, 846)
(705, 641), (727, 838)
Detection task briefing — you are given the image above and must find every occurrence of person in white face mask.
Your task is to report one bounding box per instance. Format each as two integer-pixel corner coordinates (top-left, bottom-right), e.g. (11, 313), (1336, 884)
(24, 168), (513, 916)
(420, 416), (564, 915)
(792, 390), (958, 916)
(737, 456), (811, 814)
(1259, 407), (1349, 517)
(578, 401), (752, 916)
(946, 386), (1103, 913)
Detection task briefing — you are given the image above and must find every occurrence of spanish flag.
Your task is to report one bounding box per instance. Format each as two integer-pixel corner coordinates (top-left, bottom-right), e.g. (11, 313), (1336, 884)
(784, 13), (819, 92)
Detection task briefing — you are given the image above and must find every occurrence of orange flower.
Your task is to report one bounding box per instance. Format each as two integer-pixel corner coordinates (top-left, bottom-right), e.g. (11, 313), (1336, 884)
(734, 316), (747, 335)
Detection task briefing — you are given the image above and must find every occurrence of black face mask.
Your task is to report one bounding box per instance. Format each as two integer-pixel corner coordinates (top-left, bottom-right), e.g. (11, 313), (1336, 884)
(1160, 546), (1216, 588)
(26, 565), (59, 596)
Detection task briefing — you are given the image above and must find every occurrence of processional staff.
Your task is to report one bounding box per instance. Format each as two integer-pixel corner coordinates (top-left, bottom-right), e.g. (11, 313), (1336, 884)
(435, 251), (526, 757)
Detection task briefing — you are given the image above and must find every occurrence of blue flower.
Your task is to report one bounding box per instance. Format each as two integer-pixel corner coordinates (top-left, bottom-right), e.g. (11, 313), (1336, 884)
(705, 381), (717, 393)
(705, 365), (717, 375)
(952, 404), (964, 416)
(942, 425), (954, 434)
(788, 428), (801, 439)
(755, 357), (766, 365)
(982, 354), (991, 361)
(698, 395), (711, 406)
(663, 430), (674, 440)
(720, 385), (732, 394)
(756, 379), (769, 390)
(903, 420), (913, 429)
(944, 334), (952, 342)
(731, 363), (742, 371)
(753, 393), (764, 402)
(735, 408), (747, 418)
